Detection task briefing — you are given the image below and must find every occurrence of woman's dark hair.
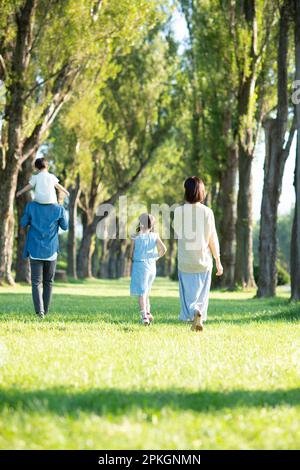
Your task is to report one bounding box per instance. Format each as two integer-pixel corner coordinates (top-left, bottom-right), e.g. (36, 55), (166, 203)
(136, 213), (155, 233)
(184, 176), (206, 204)
(34, 157), (48, 170)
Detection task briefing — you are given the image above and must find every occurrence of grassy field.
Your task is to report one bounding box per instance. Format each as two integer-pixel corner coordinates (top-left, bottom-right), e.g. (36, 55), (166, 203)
(0, 277), (299, 450)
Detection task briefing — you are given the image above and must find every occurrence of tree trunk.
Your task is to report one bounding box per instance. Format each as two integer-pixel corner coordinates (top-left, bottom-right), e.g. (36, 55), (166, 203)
(92, 238), (101, 277)
(290, 0), (300, 301)
(167, 236), (175, 277)
(218, 145), (238, 289)
(99, 239), (110, 278)
(234, 0), (258, 288)
(108, 239), (119, 279)
(6, 210), (16, 285)
(291, 138), (300, 301)
(77, 223), (94, 279)
(258, 121), (280, 296)
(124, 240), (133, 277)
(67, 175), (80, 278)
(0, 168), (19, 284)
(117, 239), (128, 278)
(15, 159), (33, 283)
(257, 1), (291, 297)
(235, 147), (256, 287)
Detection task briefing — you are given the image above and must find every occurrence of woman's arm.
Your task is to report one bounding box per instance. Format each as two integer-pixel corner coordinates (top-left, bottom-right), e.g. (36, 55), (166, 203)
(209, 230), (223, 276)
(16, 184), (33, 198)
(208, 210), (223, 276)
(156, 236), (167, 258)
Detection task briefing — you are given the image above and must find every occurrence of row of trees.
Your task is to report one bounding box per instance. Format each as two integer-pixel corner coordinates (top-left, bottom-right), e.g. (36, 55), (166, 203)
(0, 0), (299, 301)
(0, 0), (159, 283)
(178, 0), (300, 300)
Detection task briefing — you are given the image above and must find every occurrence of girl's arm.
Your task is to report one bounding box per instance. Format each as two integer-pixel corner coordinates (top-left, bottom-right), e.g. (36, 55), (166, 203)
(55, 182), (70, 197)
(156, 236), (167, 258)
(16, 184), (33, 198)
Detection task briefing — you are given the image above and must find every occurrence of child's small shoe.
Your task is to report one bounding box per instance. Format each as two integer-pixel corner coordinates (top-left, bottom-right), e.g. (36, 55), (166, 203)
(147, 312), (154, 323)
(141, 313), (150, 326)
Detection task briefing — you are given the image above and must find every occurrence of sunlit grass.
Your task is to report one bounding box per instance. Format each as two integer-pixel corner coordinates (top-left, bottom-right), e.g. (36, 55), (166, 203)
(0, 278), (299, 449)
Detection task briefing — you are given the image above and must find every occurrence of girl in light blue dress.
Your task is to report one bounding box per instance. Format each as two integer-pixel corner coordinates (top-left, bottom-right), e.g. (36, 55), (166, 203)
(130, 213), (167, 325)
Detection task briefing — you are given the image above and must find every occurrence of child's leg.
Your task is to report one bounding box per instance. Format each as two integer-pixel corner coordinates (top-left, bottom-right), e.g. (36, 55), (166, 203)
(145, 294), (154, 322)
(138, 294), (147, 314)
(138, 294), (150, 324)
(146, 295), (150, 313)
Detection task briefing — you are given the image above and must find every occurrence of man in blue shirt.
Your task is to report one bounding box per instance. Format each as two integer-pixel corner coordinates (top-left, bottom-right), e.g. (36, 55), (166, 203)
(21, 201), (68, 318)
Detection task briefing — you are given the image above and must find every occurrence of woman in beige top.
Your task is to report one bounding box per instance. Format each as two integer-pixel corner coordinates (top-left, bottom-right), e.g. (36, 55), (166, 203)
(173, 177), (223, 331)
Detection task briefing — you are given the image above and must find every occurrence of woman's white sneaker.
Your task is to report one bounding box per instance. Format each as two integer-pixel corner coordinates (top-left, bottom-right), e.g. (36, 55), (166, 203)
(191, 310), (203, 332)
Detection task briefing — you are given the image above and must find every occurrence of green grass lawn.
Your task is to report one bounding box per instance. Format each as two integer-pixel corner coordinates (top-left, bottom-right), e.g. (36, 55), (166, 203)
(0, 277), (299, 450)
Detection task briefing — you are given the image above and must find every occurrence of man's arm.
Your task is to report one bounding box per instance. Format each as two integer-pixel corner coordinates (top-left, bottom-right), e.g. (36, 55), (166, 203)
(20, 203), (31, 228)
(58, 206), (68, 231)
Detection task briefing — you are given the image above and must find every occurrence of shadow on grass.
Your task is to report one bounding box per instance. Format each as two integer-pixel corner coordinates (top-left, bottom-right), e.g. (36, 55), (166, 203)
(0, 387), (299, 417)
(0, 293), (299, 325)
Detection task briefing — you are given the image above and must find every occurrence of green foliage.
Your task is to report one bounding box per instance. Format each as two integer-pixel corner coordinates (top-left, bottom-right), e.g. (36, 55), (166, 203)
(0, 0), (160, 151)
(178, 0), (279, 198)
(178, 0), (238, 181)
(276, 261), (290, 286)
(48, 17), (180, 207)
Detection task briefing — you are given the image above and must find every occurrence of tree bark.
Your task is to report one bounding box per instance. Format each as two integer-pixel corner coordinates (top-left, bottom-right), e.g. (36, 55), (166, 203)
(77, 228), (94, 279)
(291, 137), (300, 301)
(234, 0), (258, 288)
(123, 240), (133, 277)
(15, 159), (33, 283)
(67, 174), (80, 278)
(167, 236), (175, 277)
(77, 212), (94, 279)
(92, 238), (101, 277)
(218, 145), (238, 289)
(235, 147), (256, 287)
(108, 239), (120, 279)
(290, 0), (300, 301)
(99, 239), (110, 278)
(0, 168), (19, 284)
(257, 1), (293, 297)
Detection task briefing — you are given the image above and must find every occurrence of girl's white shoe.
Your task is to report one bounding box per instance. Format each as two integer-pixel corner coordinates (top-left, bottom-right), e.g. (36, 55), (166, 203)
(141, 312), (150, 326)
(147, 312), (154, 323)
(142, 315), (150, 326)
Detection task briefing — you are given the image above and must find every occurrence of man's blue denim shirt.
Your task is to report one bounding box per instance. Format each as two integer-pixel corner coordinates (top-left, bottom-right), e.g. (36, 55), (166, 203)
(21, 201), (68, 259)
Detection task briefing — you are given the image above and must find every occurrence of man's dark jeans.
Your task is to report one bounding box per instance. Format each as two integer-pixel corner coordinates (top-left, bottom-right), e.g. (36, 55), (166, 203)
(30, 259), (57, 314)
